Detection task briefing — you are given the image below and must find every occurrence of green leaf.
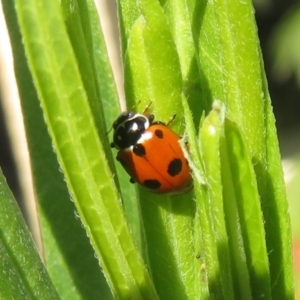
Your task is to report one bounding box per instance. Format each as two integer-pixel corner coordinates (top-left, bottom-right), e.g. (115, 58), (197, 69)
(162, 0), (208, 121)
(117, 0), (140, 55)
(221, 118), (271, 299)
(0, 169), (59, 299)
(124, 0), (184, 126)
(198, 102), (236, 300)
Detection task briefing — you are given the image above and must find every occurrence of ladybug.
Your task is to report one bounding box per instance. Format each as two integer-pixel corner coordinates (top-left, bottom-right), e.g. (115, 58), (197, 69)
(110, 107), (192, 195)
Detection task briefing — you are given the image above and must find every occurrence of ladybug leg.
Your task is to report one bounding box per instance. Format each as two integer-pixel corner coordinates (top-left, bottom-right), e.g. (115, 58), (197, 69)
(152, 120), (166, 126)
(130, 178), (135, 184)
(151, 114), (176, 127)
(110, 142), (115, 148)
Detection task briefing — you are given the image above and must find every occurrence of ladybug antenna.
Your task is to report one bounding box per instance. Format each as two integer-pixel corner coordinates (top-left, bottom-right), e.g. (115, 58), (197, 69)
(130, 100), (142, 111)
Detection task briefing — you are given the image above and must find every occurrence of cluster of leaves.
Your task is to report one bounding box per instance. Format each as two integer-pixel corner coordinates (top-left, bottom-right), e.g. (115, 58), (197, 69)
(0, 0), (294, 299)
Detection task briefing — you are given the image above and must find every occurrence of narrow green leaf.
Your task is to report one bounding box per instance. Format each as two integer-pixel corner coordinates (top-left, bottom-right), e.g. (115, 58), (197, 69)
(163, 0), (195, 79)
(181, 95), (207, 298)
(61, 0), (119, 133)
(0, 169), (59, 299)
(224, 119), (271, 299)
(162, 0), (207, 122)
(61, 0), (140, 247)
(124, 0), (184, 127)
(263, 88), (294, 300)
(117, 0), (140, 55)
(198, 102), (236, 299)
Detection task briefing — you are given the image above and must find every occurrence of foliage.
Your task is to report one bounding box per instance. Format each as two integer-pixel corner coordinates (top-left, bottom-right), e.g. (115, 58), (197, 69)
(0, 0), (294, 298)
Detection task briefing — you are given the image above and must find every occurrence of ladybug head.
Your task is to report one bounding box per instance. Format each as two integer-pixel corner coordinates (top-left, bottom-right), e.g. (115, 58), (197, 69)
(111, 112), (150, 149)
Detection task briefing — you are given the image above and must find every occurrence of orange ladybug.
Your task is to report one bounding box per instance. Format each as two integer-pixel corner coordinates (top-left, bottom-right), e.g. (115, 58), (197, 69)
(110, 109), (192, 195)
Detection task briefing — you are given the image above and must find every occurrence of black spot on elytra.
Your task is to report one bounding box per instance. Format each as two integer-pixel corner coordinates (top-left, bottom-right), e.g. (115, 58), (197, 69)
(167, 158), (182, 176)
(154, 129), (163, 139)
(133, 144), (146, 157)
(143, 179), (161, 190)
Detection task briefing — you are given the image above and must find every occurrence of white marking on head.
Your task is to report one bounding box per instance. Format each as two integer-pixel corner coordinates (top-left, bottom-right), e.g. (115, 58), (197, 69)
(131, 122), (139, 132)
(137, 131), (153, 144)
